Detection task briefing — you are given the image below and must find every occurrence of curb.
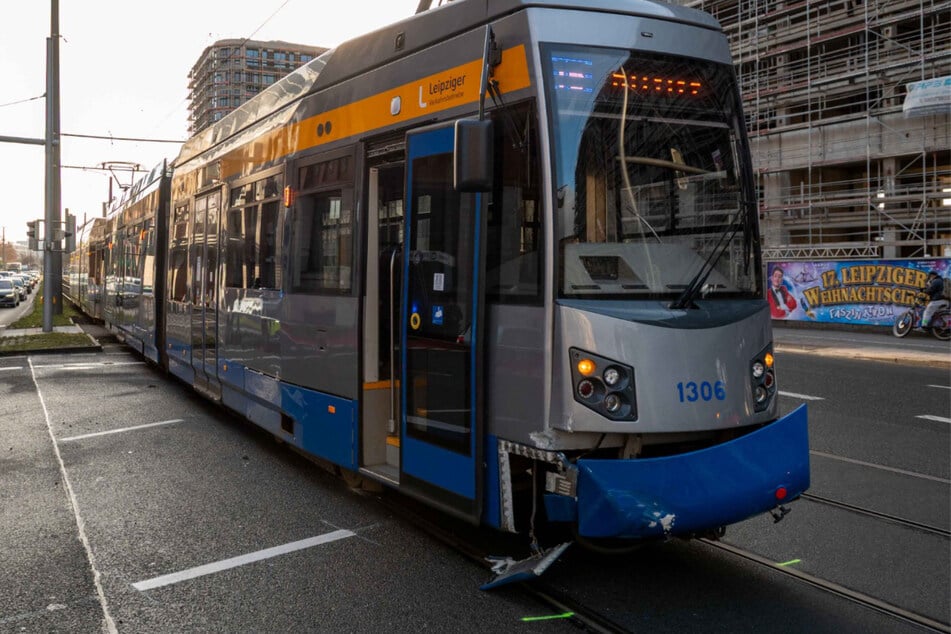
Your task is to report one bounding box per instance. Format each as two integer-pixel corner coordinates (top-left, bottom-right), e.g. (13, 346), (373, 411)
(0, 330), (103, 357)
(775, 343), (950, 370)
(0, 343), (103, 357)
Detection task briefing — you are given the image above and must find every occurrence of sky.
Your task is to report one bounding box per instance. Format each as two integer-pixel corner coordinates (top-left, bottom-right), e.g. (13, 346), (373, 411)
(0, 0), (423, 245)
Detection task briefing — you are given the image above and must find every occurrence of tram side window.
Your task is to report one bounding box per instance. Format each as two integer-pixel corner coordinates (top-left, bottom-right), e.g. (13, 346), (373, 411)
(224, 206), (263, 288)
(485, 102), (542, 303)
(259, 200), (280, 289)
(168, 248), (188, 301)
(291, 153), (355, 294)
(142, 223), (155, 294)
(292, 190), (353, 293)
(224, 208), (247, 288)
(224, 176), (282, 289)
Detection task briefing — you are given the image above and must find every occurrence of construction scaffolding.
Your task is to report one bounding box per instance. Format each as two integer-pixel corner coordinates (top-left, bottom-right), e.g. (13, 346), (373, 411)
(187, 39), (328, 135)
(680, 0), (951, 260)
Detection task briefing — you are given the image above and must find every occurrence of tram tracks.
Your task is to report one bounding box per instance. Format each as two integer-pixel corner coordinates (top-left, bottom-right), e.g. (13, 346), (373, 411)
(374, 489), (630, 633)
(375, 483), (949, 633)
(800, 492), (951, 538)
(699, 538), (951, 634)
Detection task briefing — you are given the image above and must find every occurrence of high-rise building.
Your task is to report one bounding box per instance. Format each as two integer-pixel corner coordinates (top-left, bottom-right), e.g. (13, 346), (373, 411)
(187, 39), (328, 135)
(680, 0), (950, 259)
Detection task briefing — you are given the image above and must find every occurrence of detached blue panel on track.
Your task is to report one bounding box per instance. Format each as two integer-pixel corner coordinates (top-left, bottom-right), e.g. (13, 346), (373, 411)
(481, 542), (572, 591)
(576, 404), (810, 538)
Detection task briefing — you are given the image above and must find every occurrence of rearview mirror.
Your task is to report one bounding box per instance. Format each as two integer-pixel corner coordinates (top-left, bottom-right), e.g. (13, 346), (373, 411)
(454, 119), (493, 192)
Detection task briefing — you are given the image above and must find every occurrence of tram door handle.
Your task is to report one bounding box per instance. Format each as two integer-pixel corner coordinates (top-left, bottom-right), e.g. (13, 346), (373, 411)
(388, 247), (401, 434)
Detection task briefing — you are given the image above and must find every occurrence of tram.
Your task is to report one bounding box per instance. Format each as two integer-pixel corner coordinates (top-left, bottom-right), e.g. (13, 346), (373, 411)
(66, 0), (809, 584)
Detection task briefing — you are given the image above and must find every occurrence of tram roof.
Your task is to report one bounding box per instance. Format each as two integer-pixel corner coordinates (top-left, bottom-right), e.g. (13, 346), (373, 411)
(176, 0), (720, 166)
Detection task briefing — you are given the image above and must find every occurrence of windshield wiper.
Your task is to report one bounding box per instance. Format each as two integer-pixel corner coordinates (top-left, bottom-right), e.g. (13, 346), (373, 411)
(669, 201), (754, 310)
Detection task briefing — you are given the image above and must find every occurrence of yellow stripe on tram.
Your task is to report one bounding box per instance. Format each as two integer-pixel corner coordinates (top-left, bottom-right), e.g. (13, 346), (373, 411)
(211, 45), (530, 180)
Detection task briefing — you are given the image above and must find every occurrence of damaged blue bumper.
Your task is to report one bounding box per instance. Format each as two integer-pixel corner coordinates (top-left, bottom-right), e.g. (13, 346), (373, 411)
(550, 404), (810, 538)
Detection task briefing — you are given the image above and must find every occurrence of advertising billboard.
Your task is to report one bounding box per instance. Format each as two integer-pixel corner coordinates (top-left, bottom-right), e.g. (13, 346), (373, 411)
(766, 259), (950, 326)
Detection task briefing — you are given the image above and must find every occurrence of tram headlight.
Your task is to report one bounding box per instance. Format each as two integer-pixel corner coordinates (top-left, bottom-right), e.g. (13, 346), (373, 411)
(570, 348), (637, 421)
(750, 344), (776, 412)
(751, 361), (765, 379)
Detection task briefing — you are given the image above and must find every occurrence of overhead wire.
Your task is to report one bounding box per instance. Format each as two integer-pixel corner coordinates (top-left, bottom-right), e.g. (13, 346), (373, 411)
(152, 0), (295, 132)
(0, 94), (46, 109)
(58, 0), (296, 174)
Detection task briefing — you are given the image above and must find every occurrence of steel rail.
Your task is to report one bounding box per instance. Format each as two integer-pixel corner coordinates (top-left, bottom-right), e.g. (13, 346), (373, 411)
(375, 490), (629, 633)
(700, 538), (951, 634)
(801, 492), (951, 538)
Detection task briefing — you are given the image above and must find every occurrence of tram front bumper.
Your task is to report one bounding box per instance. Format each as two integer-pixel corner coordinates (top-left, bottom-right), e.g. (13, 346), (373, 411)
(568, 404), (809, 539)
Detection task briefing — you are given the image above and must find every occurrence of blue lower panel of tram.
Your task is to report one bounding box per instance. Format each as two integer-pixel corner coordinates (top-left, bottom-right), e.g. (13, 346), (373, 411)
(403, 436), (476, 500)
(166, 338), (194, 384)
(283, 383), (356, 471)
(217, 359), (357, 471)
(546, 404), (810, 538)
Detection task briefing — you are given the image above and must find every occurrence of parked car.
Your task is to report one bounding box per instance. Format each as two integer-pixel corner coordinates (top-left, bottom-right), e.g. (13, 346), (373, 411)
(10, 278), (27, 301)
(11, 276), (30, 297)
(0, 279), (19, 308)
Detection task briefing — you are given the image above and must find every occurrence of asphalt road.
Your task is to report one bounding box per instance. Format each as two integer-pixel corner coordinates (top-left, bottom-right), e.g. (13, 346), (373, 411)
(0, 285), (37, 328)
(1, 335), (949, 632)
(1, 349), (575, 633)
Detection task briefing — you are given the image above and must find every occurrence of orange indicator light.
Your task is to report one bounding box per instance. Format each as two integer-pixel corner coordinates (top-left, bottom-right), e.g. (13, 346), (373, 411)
(328, 405), (336, 414)
(577, 359), (596, 376)
(765, 352), (774, 368)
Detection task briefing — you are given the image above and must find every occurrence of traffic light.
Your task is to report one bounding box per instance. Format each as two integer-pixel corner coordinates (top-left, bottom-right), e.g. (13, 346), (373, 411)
(65, 213), (76, 253)
(26, 220), (39, 251)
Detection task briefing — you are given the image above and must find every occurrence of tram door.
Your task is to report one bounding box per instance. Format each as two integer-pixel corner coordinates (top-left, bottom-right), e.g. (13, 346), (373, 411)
(400, 123), (486, 523)
(190, 190), (220, 391)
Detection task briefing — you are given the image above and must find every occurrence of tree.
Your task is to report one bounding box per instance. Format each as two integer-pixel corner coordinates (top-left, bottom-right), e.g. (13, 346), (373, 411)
(1, 242), (18, 265)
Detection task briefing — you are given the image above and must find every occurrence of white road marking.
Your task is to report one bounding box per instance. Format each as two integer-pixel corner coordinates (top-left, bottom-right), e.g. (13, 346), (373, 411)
(778, 390), (825, 401)
(915, 415), (951, 424)
(810, 450), (951, 484)
(28, 358), (118, 634)
(31, 361), (145, 370)
(927, 384), (951, 390)
(132, 530), (357, 591)
(60, 419), (185, 442)
(0, 366), (23, 371)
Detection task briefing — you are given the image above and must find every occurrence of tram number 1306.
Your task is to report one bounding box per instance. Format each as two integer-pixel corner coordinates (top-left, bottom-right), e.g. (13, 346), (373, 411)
(676, 381), (727, 403)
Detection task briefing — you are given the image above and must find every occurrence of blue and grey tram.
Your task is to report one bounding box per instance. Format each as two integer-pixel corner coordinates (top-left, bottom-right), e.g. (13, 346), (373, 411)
(68, 0), (809, 580)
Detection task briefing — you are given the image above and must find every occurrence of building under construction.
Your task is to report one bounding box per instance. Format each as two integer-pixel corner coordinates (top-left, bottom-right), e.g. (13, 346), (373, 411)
(187, 39), (328, 135)
(680, 0), (950, 260)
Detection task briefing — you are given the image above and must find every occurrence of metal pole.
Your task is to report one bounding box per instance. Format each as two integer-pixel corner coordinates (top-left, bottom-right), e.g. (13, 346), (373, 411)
(43, 0), (62, 331)
(43, 35), (54, 332)
(51, 0), (62, 316)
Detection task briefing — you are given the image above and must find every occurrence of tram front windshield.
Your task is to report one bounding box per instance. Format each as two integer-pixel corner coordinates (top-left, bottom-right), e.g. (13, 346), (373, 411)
(545, 45), (760, 300)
